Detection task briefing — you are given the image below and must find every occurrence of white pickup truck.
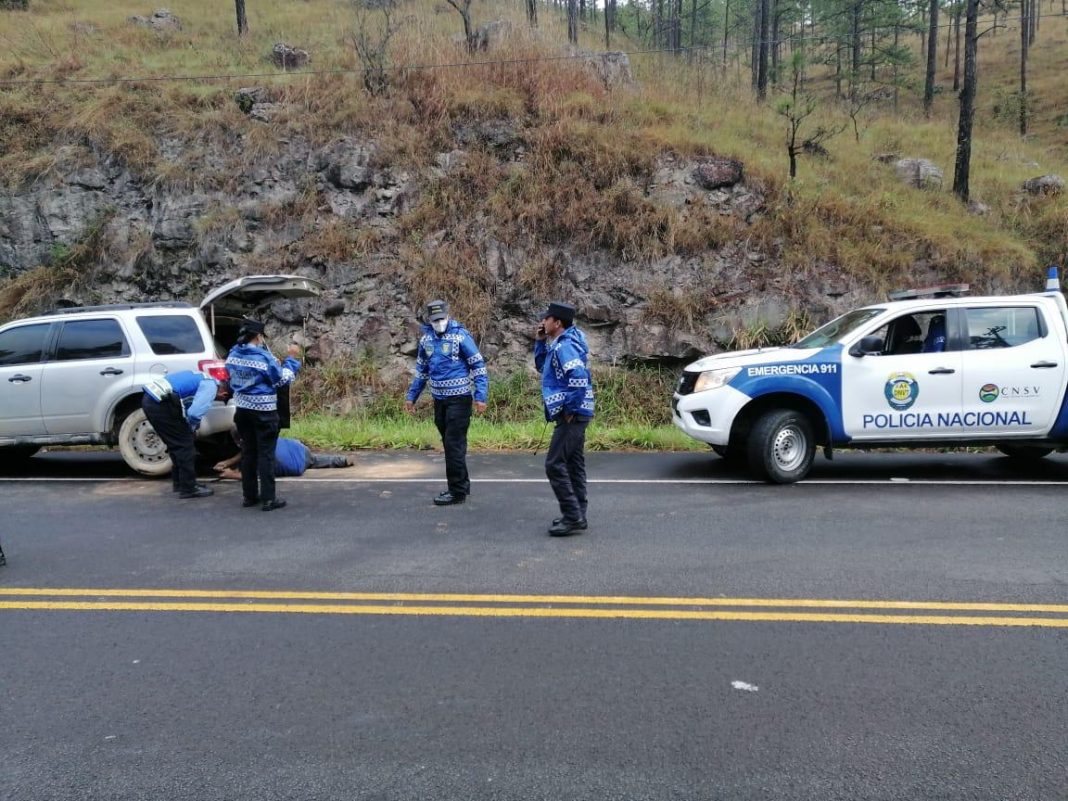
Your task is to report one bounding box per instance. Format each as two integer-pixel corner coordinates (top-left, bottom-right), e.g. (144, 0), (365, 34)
(673, 269), (1068, 482)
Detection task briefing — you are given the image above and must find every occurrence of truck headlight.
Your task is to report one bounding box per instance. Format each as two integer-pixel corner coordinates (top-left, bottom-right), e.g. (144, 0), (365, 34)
(693, 367), (741, 393)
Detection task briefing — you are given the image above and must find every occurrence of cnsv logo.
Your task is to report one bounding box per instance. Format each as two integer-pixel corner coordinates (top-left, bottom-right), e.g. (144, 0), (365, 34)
(978, 384), (1041, 403)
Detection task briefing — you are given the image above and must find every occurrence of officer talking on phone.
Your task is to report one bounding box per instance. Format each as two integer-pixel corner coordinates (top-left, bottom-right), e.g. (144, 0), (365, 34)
(534, 301), (595, 536)
(405, 300), (489, 506)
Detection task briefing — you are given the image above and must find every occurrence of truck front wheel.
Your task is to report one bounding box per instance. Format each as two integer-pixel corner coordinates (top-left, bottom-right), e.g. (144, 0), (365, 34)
(996, 444), (1054, 460)
(747, 409), (816, 484)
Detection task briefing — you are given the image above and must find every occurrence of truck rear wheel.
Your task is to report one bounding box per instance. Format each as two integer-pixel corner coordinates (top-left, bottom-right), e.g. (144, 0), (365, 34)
(996, 444), (1053, 460)
(117, 408), (173, 476)
(747, 409), (815, 484)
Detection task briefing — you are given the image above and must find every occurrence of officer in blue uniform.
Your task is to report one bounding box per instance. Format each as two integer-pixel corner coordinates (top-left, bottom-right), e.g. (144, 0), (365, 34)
(141, 369), (228, 499)
(405, 300), (489, 506)
(534, 301), (595, 536)
(226, 320), (302, 511)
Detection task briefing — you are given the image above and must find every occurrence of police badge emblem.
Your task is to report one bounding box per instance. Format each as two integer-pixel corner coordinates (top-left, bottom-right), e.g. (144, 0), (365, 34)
(442, 343), (451, 355)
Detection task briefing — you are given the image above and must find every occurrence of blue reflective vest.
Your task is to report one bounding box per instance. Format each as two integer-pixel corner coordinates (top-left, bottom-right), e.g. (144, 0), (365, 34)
(226, 343), (300, 412)
(534, 326), (595, 421)
(406, 320), (489, 403)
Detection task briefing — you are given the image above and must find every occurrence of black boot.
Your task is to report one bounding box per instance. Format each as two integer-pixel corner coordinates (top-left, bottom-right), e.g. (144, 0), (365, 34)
(433, 491), (466, 506)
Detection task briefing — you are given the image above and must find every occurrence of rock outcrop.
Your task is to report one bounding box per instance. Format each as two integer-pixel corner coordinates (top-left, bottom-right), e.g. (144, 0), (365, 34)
(893, 158), (943, 190)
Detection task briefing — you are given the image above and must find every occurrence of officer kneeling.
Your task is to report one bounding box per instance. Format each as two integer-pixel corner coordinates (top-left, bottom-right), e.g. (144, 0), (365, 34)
(142, 370), (228, 499)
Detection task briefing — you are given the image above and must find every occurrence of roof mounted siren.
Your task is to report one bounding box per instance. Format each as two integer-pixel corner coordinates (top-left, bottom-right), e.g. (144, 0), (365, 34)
(887, 283), (970, 301)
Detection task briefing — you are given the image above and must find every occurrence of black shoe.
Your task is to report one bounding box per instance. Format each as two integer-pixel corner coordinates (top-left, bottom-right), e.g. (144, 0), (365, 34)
(261, 499), (287, 512)
(433, 491), (466, 506)
(548, 519), (585, 537)
(552, 517), (588, 530)
(242, 497), (260, 508)
(178, 486), (214, 499)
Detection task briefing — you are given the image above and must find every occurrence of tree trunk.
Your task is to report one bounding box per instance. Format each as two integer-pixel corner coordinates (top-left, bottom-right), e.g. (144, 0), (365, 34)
(953, 4), (961, 91)
(722, 0), (730, 67)
(850, 0), (861, 101)
(756, 0), (771, 98)
(751, 0), (761, 90)
(893, 25), (900, 109)
(654, 0), (662, 47)
(1020, 0), (1029, 135)
(835, 42), (843, 99)
(235, 0), (248, 36)
(944, 2), (953, 67)
(526, 0), (538, 28)
(952, 0), (979, 202)
(567, 0), (578, 44)
(771, 0), (780, 84)
(923, 0), (939, 115)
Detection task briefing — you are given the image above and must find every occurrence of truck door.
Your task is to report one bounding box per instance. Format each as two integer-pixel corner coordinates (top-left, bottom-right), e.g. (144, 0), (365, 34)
(842, 308), (964, 439)
(0, 322), (51, 437)
(958, 304), (1066, 435)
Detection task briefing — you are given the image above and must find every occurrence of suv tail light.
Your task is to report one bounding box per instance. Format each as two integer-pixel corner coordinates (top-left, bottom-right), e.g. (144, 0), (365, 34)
(198, 359), (230, 382)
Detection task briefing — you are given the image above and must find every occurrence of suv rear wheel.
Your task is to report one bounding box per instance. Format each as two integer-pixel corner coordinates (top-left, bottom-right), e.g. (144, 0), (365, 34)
(747, 409), (816, 484)
(117, 409), (173, 476)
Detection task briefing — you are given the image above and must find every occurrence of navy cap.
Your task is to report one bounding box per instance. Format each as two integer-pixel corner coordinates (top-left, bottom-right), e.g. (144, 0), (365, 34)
(426, 299), (449, 322)
(239, 319), (266, 335)
(542, 301), (575, 324)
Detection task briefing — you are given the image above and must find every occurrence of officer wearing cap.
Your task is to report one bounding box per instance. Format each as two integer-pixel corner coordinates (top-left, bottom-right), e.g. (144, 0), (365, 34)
(405, 300), (489, 506)
(141, 369), (229, 499)
(534, 301), (595, 536)
(226, 320), (302, 511)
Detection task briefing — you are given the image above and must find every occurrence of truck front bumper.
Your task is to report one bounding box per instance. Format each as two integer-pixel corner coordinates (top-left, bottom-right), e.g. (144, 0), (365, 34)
(672, 386), (750, 446)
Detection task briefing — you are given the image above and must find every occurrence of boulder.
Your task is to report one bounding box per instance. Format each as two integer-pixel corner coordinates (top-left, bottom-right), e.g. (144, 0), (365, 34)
(321, 143), (377, 191)
(467, 20), (510, 51)
(1022, 174), (1065, 195)
(234, 87), (268, 113)
(271, 43), (310, 70)
(582, 51), (634, 89)
(692, 157), (744, 190)
(128, 8), (181, 31)
(248, 103), (283, 123)
(967, 199), (991, 215)
(894, 158), (943, 190)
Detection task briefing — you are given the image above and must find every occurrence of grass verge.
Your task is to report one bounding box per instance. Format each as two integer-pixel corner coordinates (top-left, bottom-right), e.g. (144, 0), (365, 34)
(289, 414), (704, 452)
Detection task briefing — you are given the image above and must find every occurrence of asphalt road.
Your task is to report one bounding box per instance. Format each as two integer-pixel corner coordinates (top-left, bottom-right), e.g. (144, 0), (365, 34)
(2, 449), (1068, 800)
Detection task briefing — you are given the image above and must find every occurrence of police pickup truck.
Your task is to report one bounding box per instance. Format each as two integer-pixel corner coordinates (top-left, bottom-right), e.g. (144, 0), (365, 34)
(673, 268), (1068, 483)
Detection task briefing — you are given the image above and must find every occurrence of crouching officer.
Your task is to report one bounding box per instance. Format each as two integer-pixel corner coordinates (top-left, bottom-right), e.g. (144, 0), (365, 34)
(141, 369), (228, 499)
(535, 301), (595, 536)
(405, 300), (489, 506)
(226, 320), (302, 512)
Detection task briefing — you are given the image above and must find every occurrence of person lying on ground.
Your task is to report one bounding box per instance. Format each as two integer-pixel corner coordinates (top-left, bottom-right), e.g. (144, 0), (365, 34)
(214, 436), (352, 480)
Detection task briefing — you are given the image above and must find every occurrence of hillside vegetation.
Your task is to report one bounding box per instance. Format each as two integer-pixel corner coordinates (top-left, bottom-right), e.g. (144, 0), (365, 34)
(0, 0), (1066, 446)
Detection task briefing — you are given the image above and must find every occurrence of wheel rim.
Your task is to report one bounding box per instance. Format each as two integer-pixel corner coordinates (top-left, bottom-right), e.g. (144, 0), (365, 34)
(130, 419), (169, 465)
(771, 424), (807, 472)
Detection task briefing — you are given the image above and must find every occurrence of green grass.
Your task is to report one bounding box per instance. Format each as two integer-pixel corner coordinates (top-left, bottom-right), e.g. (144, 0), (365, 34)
(289, 414), (704, 452)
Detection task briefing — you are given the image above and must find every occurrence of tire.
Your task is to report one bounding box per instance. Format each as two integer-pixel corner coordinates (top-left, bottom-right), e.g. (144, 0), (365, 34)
(747, 409), (816, 484)
(996, 444), (1054, 460)
(117, 408), (173, 476)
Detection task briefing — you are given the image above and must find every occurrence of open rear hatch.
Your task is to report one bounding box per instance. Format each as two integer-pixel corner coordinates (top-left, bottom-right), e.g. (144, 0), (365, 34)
(201, 274), (324, 430)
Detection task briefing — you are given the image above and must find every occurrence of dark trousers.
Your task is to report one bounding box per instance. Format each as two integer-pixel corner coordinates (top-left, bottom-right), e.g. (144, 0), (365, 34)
(235, 407), (280, 503)
(142, 394), (197, 493)
(545, 418), (589, 523)
(306, 453), (349, 470)
(434, 395), (473, 496)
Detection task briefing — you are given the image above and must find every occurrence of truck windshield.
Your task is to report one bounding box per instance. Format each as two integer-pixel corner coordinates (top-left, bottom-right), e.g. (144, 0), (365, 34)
(790, 308), (885, 349)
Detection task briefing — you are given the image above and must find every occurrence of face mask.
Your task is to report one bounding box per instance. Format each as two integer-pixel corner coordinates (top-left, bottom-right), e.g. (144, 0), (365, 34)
(431, 318), (449, 334)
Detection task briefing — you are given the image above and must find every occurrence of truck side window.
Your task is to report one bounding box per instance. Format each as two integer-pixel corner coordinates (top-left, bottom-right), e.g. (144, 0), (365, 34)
(870, 311), (948, 355)
(0, 323), (51, 366)
(54, 319), (130, 361)
(965, 307), (1042, 349)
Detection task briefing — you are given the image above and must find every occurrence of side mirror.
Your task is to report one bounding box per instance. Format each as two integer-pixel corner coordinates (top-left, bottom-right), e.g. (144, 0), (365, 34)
(849, 335), (884, 357)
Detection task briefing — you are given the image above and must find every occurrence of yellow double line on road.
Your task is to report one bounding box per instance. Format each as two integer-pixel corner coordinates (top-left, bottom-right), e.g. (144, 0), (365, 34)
(2, 587), (1068, 627)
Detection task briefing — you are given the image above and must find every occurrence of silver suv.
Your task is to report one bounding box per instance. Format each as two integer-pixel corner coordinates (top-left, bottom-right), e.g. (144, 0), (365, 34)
(0, 274), (321, 475)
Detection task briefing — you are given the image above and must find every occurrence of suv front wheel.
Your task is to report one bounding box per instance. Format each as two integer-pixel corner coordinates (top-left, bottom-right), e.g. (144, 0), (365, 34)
(117, 409), (173, 476)
(747, 409), (816, 484)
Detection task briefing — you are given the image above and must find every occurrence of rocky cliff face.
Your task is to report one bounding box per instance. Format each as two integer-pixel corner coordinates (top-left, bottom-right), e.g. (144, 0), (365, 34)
(0, 121), (873, 371)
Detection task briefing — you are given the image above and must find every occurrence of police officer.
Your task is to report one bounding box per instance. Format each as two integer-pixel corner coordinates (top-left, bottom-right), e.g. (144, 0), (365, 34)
(405, 300), (489, 506)
(534, 301), (595, 536)
(141, 369), (228, 499)
(0, 538), (6, 567)
(225, 320), (302, 511)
